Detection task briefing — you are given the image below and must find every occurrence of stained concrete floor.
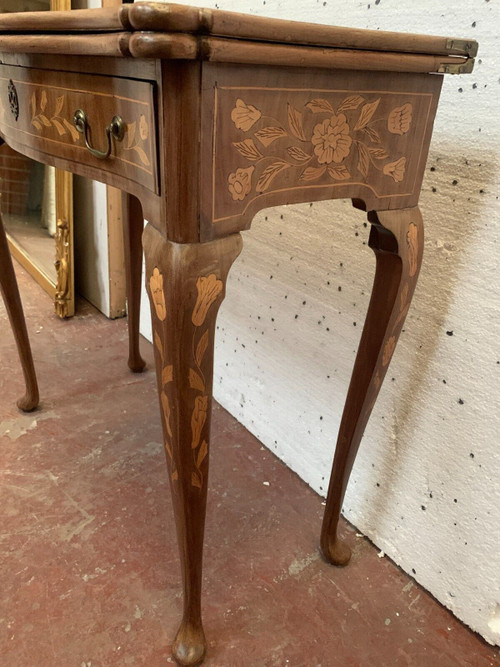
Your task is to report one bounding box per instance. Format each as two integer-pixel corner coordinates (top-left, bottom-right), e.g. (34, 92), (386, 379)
(0, 263), (498, 667)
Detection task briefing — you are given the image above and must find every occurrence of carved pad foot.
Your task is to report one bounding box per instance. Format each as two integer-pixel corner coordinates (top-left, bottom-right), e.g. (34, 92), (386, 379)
(173, 622), (206, 666)
(17, 392), (39, 413)
(128, 355), (146, 373)
(320, 536), (352, 567)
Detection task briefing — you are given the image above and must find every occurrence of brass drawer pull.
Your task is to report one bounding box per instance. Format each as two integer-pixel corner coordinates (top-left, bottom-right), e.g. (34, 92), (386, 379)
(73, 109), (125, 160)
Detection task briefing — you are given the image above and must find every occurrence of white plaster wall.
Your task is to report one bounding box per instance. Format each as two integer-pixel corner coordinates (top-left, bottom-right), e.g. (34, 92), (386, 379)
(139, 0), (500, 644)
(73, 177), (110, 315)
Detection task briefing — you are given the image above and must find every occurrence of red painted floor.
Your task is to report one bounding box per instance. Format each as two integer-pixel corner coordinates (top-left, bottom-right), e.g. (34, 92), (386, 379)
(1, 264), (498, 667)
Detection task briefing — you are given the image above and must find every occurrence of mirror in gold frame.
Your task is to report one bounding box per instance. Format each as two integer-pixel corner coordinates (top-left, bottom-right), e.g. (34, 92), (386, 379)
(0, 0), (74, 318)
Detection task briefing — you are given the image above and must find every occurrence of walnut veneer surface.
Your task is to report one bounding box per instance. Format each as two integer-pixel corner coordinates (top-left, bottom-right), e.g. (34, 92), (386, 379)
(0, 4), (476, 665)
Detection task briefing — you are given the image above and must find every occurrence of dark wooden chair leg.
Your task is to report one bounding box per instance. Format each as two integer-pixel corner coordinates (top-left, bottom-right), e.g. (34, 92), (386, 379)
(320, 206), (424, 565)
(143, 223), (242, 666)
(123, 193), (146, 373)
(0, 211), (39, 412)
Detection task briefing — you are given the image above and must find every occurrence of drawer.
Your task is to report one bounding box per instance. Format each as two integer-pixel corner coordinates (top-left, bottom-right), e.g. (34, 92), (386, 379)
(0, 65), (158, 194)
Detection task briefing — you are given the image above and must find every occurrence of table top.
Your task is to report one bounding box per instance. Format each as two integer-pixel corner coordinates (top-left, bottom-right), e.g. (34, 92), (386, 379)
(0, 5), (477, 75)
(0, 2), (477, 66)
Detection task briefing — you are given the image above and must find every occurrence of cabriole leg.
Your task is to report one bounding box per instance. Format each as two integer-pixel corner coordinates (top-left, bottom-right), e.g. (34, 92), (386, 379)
(143, 223), (242, 666)
(123, 193), (146, 373)
(321, 206), (424, 565)
(0, 210), (39, 412)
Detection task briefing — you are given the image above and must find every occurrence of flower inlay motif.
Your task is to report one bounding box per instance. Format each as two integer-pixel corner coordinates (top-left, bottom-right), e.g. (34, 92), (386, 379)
(380, 220), (420, 375)
(407, 222), (419, 277)
(311, 114), (352, 165)
(231, 98), (262, 131)
(227, 95), (413, 200)
(388, 104), (413, 135)
(382, 336), (396, 367)
(383, 157), (407, 183)
(150, 269), (224, 490)
(228, 166), (255, 201)
(150, 267), (167, 321)
(26, 88), (151, 167)
(192, 274), (223, 327)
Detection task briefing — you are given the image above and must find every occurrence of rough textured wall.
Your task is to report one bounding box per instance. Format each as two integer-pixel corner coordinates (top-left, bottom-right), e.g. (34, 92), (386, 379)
(139, 0), (500, 644)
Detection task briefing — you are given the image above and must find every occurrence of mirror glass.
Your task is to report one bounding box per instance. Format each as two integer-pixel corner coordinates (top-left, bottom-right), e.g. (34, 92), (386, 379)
(1, 154), (57, 285)
(0, 0), (61, 294)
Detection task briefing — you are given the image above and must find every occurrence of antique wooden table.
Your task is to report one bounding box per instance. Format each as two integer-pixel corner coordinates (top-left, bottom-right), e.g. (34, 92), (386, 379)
(0, 4), (476, 664)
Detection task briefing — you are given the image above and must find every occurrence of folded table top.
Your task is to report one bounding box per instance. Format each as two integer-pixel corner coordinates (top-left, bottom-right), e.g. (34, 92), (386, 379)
(0, 1), (477, 73)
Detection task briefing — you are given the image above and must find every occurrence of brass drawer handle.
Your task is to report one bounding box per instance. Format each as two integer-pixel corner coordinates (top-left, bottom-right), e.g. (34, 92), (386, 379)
(73, 109), (125, 160)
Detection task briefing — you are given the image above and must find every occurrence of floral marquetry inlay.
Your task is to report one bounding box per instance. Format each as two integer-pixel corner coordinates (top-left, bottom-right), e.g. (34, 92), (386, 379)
(192, 274), (223, 326)
(231, 98), (262, 131)
(0, 78), (154, 175)
(27, 89), (151, 168)
(210, 82), (435, 224)
(150, 268), (167, 321)
(387, 104), (413, 135)
(311, 114), (352, 165)
(30, 90), (79, 141)
(381, 219), (421, 370)
(407, 222), (419, 277)
(226, 94), (413, 202)
(228, 166), (255, 201)
(124, 114), (151, 167)
(150, 268), (224, 490)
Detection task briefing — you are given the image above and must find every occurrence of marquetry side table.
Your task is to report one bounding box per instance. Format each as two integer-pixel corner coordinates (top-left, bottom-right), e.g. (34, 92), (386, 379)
(0, 4), (477, 664)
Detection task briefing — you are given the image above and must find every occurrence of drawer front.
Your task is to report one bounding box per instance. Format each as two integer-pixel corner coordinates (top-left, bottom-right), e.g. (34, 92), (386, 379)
(0, 65), (158, 194)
